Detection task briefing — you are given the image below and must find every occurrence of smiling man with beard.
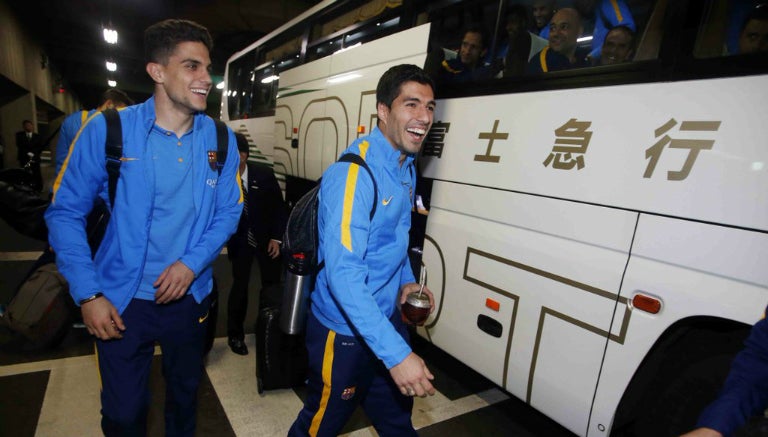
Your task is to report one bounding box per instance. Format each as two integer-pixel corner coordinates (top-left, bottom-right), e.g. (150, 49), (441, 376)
(289, 64), (438, 437)
(45, 19), (242, 436)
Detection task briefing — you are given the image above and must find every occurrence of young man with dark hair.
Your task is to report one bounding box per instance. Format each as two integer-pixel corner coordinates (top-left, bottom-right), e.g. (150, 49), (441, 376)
(738, 5), (768, 54)
(438, 26), (493, 83)
(45, 19), (242, 436)
(55, 88), (134, 177)
(599, 25), (635, 65)
(289, 64), (437, 436)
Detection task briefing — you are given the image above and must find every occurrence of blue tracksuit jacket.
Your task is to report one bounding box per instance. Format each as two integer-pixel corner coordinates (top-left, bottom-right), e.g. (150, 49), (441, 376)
(45, 97), (243, 314)
(312, 127), (417, 369)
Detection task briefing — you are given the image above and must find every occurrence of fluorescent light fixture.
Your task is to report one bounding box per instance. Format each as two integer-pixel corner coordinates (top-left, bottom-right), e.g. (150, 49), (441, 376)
(752, 161), (765, 171)
(328, 72), (361, 84)
(103, 28), (118, 44)
(577, 35), (593, 43)
(216, 81), (225, 89)
(261, 75), (279, 84)
(106, 61), (117, 72)
(107, 79), (117, 87)
(333, 42), (362, 55)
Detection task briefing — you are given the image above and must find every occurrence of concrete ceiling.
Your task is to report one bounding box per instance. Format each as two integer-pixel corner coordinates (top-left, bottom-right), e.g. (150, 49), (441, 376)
(7, 0), (320, 109)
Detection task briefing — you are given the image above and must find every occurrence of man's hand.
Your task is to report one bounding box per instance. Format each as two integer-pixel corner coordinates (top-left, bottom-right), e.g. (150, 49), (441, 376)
(81, 297), (125, 340)
(154, 260), (194, 304)
(390, 352), (435, 397)
(267, 239), (281, 259)
(680, 428), (723, 437)
(399, 283), (435, 314)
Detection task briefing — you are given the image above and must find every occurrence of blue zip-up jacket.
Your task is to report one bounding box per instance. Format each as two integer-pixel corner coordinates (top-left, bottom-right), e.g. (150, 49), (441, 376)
(696, 306), (768, 436)
(45, 97), (243, 314)
(313, 127), (416, 369)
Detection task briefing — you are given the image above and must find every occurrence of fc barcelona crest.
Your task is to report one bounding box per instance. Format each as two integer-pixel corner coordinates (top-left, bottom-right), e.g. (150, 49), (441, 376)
(340, 386), (356, 400)
(208, 150), (217, 171)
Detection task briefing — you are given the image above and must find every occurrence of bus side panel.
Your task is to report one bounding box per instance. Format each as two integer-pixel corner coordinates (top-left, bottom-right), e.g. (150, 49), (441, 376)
(590, 215), (768, 436)
(421, 76), (768, 233)
(422, 180), (636, 435)
(227, 117), (276, 165)
(274, 56), (332, 181)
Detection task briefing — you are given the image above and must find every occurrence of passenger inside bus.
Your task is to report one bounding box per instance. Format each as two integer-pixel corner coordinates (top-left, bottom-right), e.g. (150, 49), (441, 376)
(598, 25), (635, 65)
(532, 0), (557, 39)
(434, 25), (495, 83)
(574, 0), (636, 61)
(496, 4), (549, 77)
(527, 7), (590, 73)
(738, 5), (768, 54)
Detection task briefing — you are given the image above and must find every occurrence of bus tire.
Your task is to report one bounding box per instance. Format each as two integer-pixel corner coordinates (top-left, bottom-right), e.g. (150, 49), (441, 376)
(612, 321), (749, 437)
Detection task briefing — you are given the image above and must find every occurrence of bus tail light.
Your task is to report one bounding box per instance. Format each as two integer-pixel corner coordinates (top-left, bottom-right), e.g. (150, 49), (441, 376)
(632, 293), (662, 314)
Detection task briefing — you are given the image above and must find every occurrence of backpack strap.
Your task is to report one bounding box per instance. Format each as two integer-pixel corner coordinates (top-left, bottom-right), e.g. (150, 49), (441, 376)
(338, 153), (378, 220)
(213, 119), (228, 176)
(102, 108), (122, 209)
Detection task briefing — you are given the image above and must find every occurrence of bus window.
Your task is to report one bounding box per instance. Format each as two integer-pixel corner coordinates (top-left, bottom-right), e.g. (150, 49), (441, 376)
(425, 0), (659, 89)
(226, 52), (257, 120)
(306, 0), (405, 61)
(423, 0), (503, 84)
(694, 0), (768, 57)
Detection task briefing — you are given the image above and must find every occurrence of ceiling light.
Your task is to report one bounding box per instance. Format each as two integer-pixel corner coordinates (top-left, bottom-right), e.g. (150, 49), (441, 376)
(261, 75), (279, 84)
(577, 35), (593, 43)
(328, 72), (361, 84)
(106, 61), (117, 72)
(103, 28), (118, 44)
(107, 79), (117, 87)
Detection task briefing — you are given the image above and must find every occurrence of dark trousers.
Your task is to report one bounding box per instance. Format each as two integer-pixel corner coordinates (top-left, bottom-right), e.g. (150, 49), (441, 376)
(97, 295), (210, 437)
(227, 246), (282, 340)
(288, 312), (417, 437)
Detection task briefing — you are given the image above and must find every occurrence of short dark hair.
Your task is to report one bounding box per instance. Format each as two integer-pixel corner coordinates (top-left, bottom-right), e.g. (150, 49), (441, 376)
(741, 4), (768, 33)
(464, 24), (489, 49)
(234, 132), (250, 155)
(144, 19), (213, 64)
(22, 119), (32, 125)
(506, 4), (530, 27)
(376, 64), (435, 110)
(101, 88), (134, 106)
(607, 25), (635, 43)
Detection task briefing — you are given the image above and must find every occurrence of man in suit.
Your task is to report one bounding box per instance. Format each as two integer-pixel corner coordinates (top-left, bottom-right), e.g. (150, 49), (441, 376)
(15, 120), (43, 189)
(226, 132), (287, 355)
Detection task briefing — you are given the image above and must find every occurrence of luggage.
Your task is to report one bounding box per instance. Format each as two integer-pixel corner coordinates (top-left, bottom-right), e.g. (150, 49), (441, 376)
(255, 283), (308, 393)
(1, 263), (73, 347)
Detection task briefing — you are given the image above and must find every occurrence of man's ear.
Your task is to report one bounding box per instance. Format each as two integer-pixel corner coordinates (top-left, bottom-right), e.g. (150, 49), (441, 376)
(376, 102), (389, 127)
(146, 62), (163, 84)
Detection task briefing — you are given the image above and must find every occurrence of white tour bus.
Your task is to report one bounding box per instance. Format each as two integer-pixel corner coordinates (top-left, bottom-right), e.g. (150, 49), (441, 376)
(221, 1), (768, 435)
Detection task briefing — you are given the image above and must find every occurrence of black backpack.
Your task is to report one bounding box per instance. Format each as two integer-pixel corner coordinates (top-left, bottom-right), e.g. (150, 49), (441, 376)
(281, 153), (378, 277)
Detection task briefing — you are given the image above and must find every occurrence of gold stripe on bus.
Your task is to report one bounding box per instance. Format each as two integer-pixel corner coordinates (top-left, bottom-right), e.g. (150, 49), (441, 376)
(340, 141), (369, 250)
(309, 331), (336, 437)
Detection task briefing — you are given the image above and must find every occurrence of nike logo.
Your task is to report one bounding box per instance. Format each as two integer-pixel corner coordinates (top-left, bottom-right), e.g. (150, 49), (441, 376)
(119, 157), (138, 161)
(382, 195), (394, 206)
(198, 311), (209, 323)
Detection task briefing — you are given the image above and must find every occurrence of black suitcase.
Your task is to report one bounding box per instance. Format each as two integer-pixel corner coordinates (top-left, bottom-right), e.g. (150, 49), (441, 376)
(255, 284), (308, 393)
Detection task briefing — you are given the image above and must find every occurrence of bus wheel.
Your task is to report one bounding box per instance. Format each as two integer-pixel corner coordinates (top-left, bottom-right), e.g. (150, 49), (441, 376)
(631, 353), (734, 436)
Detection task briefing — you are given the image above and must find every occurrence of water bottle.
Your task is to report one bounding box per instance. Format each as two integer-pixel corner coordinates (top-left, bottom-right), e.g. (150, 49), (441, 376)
(280, 252), (312, 335)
